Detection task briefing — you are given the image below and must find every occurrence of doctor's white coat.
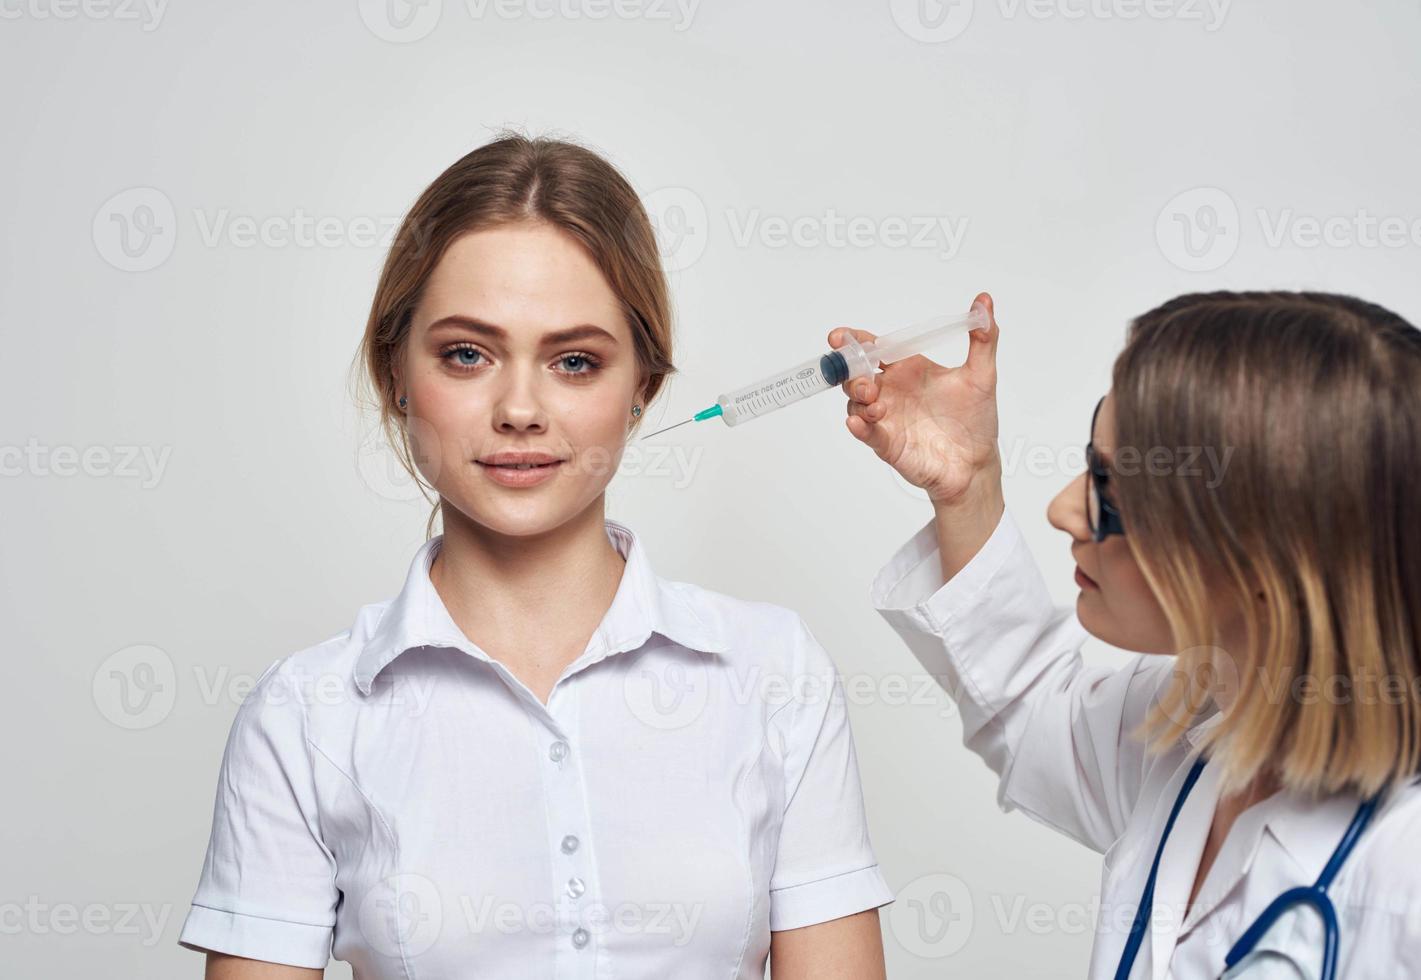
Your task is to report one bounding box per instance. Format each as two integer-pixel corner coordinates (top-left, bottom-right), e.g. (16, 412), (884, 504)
(870, 509), (1421, 979)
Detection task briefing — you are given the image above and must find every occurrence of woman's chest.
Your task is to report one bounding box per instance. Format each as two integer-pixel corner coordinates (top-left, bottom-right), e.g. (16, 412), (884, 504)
(308, 660), (790, 979)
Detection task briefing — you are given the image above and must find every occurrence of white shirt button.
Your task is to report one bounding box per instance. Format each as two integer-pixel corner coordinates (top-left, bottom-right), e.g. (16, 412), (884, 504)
(549, 740), (570, 763)
(566, 876), (586, 898)
(561, 834), (580, 854)
(571, 927), (590, 949)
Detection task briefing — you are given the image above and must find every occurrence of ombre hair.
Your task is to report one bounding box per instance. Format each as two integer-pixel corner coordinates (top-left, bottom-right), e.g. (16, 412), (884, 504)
(350, 132), (675, 536)
(1113, 291), (1421, 798)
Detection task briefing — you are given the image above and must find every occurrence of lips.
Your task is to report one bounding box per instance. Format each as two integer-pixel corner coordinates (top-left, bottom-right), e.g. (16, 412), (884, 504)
(475, 451), (566, 488)
(477, 452), (564, 468)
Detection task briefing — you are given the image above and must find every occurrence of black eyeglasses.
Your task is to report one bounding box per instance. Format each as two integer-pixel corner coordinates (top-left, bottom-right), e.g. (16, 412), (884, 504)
(1086, 396), (1125, 541)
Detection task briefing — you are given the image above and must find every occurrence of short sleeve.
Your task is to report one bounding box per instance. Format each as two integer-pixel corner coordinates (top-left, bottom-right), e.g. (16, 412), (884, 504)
(767, 617), (895, 932)
(177, 659), (339, 968)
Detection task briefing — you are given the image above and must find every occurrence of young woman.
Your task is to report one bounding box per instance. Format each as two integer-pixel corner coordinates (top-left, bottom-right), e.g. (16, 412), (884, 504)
(177, 135), (893, 979)
(837, 291), (1421, 977)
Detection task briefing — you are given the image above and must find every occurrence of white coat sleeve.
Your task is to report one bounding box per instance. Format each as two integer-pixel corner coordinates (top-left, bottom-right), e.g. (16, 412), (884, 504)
(869, 508), (1176, 854)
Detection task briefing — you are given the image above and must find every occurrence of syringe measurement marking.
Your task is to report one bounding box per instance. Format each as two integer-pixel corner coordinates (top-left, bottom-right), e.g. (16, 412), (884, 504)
(733, 374), (828, 416)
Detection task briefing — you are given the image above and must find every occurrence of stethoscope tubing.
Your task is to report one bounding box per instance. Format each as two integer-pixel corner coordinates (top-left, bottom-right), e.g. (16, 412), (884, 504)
(1114, 757), (1380, 980)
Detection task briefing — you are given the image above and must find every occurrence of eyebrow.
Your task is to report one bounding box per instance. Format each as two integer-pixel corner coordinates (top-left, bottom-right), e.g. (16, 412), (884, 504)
(426, 315), (619, 347)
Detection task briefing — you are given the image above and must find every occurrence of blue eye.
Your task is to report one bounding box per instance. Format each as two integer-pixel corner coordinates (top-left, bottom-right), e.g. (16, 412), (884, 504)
(441, 346), (485, 370)
(558, 353), (600, 375)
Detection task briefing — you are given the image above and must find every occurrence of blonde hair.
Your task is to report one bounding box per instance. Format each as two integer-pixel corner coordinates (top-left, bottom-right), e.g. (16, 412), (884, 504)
(1113, 291), (1421, 798)
(350, 133), (675, 537)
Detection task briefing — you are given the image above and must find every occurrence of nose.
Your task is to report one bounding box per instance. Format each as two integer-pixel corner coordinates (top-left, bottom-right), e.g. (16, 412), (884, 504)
(491, 366), (548, 435)
(1048, 470), (1092, 543)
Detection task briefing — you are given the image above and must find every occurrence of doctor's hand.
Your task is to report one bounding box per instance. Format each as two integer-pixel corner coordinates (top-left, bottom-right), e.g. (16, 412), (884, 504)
(830, 292), (1006, 577)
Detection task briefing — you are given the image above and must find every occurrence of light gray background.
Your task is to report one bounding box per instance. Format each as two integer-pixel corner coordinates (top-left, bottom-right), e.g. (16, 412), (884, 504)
(4, 0), (1420, 976)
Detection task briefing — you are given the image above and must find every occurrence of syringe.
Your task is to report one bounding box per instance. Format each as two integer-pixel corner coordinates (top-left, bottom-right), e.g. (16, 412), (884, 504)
(641, 306), (988, 438)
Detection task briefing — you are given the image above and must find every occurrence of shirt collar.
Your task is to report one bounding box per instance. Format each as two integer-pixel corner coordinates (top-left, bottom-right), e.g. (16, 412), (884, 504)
(1183, 711), (1225, 748)
(1183, 711), (1373, 881)
(1261, 789), (1368, 881)
(354, 519), (730, 695)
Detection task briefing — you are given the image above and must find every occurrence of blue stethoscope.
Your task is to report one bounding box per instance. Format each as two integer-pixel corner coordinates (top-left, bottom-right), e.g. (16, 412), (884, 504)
(1114, 757), (1381, 980)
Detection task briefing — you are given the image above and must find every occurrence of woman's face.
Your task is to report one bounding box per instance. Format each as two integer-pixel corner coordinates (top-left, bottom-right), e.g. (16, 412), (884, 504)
(397, 221), (644, 539)
(1046, 391), (1176, 653)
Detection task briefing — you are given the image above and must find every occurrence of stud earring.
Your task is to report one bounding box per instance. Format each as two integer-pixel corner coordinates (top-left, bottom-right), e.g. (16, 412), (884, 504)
(631, 404), (642, 418)
(398, 395), (407, 410)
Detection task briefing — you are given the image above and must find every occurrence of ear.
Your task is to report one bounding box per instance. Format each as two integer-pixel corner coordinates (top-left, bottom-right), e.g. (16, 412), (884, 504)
(634, 372), (654, 409)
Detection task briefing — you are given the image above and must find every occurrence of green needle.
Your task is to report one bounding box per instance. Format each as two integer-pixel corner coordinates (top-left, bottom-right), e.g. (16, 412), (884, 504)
(640, 403), (722, 439)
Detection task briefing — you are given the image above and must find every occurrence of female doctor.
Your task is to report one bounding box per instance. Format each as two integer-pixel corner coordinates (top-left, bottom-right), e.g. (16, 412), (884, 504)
(833, 291), (1421, 978)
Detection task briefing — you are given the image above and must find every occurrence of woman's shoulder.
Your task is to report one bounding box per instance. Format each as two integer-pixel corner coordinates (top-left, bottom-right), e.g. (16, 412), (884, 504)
(658, 577), (839, 675)
(242, 599), (392, 709)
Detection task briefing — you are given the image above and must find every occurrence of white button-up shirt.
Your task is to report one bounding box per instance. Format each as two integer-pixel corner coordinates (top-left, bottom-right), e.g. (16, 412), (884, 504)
(179, 520), (893, 978)
(870, 510), (1421, 979)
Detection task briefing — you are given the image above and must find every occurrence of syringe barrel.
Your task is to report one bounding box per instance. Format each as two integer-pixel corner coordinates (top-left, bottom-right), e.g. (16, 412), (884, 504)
(863, 307), (988, 368)
(716, 351), (842, 426)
